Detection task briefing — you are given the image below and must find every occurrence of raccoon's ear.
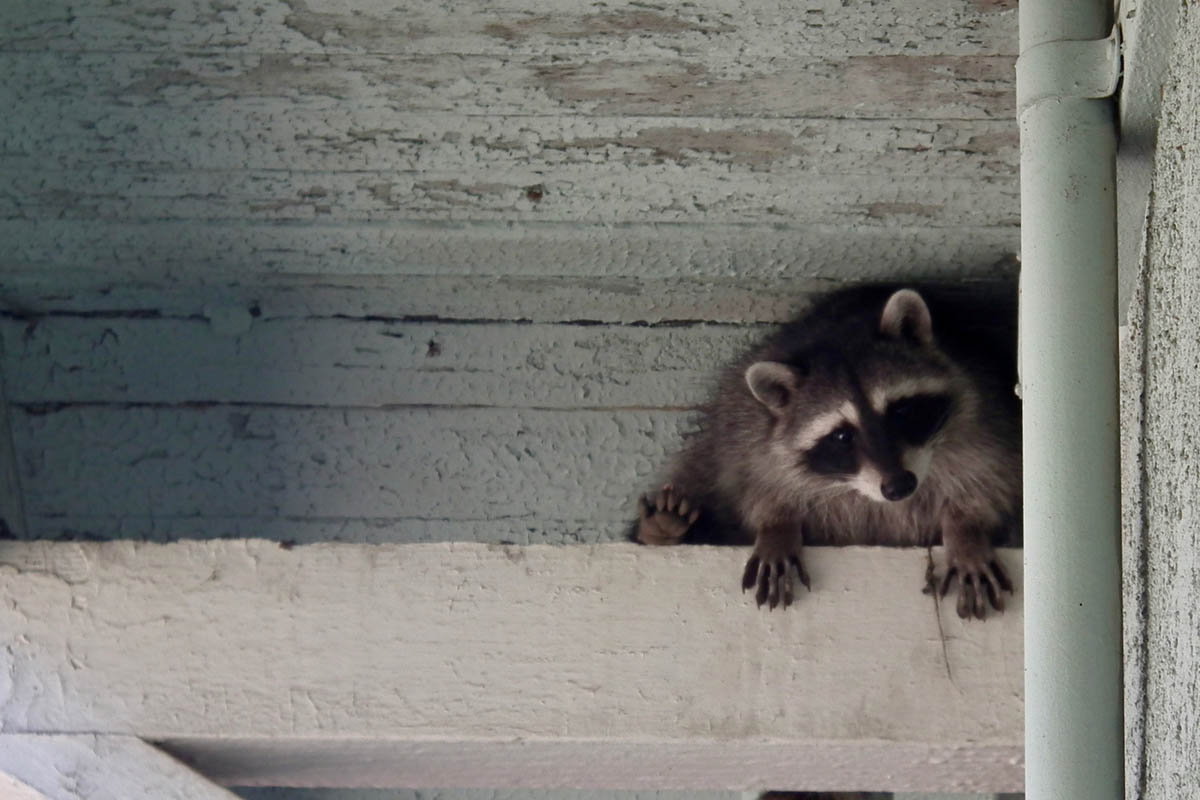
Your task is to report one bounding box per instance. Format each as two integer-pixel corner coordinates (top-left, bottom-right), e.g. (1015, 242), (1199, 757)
(880, 289), (934, 346)
(745, 361), (803, 412)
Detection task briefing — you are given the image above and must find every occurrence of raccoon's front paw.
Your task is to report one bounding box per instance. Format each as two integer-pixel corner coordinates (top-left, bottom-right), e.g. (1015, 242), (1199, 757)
(937, 547), (1013, 620)
(635, 484), (700, 545)
(741, 542), (810, 610)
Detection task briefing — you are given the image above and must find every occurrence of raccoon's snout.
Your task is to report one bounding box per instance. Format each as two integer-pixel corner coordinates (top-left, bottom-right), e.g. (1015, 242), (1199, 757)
(881, 471), (917, 501)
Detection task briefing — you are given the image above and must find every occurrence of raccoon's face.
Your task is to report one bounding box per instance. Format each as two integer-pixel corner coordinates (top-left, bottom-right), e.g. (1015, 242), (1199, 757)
(795, 379), (955, 502)
(747, 289), (959, 503)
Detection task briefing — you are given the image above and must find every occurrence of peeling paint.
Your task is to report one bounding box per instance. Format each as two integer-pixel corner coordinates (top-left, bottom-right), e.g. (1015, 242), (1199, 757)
(972, 0), (1019, 12)
(482, 10), (733, 42)
(861, 201), (944, 220)
(0, 0), (1017, 58)
(533, 55), (1014, 117)
(280, 0), (429, 48)
(544, 126), (796, 167)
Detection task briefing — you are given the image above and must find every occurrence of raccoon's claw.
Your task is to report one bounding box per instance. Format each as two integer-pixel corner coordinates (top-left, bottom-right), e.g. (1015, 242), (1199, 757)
(742, 551), (809, 610)
(939, 557), (1012, 619)
(634, 484), (700, 545)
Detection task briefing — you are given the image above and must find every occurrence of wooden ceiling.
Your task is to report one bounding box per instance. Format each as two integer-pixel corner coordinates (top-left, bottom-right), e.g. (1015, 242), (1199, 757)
(0, 1), (1020, 543)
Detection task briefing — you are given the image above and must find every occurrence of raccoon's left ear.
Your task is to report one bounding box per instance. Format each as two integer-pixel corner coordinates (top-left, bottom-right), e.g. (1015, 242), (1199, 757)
(745, 361), (803, 413)
(880, 289), (934, 346)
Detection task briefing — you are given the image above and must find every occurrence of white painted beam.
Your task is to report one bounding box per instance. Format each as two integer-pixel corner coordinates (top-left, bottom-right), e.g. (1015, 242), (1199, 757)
(0, 734), (241, 800)
(0, 541), (1023, 792)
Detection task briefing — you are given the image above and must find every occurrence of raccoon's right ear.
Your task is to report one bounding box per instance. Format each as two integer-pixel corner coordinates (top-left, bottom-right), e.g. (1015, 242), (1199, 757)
(745, 361), (803, 412)
(880, 288), (934, 346)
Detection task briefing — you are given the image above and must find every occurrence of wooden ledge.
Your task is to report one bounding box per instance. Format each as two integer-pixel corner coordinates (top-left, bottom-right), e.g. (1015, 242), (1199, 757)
(0, 541), (1023, 793)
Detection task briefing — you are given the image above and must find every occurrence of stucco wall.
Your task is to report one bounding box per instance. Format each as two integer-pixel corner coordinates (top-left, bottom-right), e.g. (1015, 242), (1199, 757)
(1121, 0), (1200, 796)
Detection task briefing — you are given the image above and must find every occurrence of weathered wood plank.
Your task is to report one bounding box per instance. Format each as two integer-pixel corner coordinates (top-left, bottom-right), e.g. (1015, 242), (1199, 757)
(0, 0), (1018, 58)
(1, 272), (1019, 324)
(0, 52), (1014, 120)
(0, 540), (1025, 791)
(0, 220), (1020, 282)
(0, 274), (832, 324)
(2, 318), (761, 407)
(0, 274), (1015, 408)
(3, 111), (1018, 176)
(0, 735), (242, 800)
(5, 167), (1017, 229)
(10, 406), (682, 535)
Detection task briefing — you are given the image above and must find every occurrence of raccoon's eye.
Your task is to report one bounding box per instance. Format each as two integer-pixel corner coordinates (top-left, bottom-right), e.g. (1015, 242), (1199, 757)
(887, 393), (952, 444)
(806, 424), (859, 475)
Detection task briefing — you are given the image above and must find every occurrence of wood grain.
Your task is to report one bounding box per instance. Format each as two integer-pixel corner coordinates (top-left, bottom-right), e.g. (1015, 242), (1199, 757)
(2, 317), (763, 407)
(0, 0), (1017, 58)
(4, 114), (1020, 176)
(1, 51), (1014, 121)
(0, 220), (1019, 283)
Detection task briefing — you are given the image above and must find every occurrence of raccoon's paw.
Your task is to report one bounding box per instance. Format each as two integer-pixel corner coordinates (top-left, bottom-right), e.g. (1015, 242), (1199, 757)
(742, 543), (810, 610)
(635, 484), (700, 545)
(937, 550), (1014, 620)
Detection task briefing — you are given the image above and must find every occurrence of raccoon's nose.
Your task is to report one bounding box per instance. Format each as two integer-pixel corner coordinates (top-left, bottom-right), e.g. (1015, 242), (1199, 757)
(881, 471), (917, 501)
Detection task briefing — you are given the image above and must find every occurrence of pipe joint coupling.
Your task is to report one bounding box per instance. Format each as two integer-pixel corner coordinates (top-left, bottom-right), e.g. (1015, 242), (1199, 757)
(1016, 27), (1122, 114)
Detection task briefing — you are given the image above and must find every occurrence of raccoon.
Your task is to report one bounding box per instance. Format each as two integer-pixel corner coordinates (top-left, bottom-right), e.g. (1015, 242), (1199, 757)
(633, 285), (1021, 619)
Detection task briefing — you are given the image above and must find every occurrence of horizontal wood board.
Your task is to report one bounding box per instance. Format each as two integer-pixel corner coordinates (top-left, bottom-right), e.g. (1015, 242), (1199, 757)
(5, 115), (1019, 175)
(0, 540), (1025, 792)
(2, 317), (764, 407)
(11, 404), (685, 542)
(0, 0), (1019, 58)
(2, 273), (1016, 544)
(0, 222), (1020, 289)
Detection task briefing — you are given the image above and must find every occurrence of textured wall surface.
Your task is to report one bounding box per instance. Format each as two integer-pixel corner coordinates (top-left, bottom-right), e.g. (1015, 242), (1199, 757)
(1121, 0), (1200, 796)
(0, 0), (1019, 543)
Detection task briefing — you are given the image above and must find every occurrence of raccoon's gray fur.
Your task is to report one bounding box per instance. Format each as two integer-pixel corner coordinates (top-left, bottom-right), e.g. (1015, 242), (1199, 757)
(633, 285), (1021, 618)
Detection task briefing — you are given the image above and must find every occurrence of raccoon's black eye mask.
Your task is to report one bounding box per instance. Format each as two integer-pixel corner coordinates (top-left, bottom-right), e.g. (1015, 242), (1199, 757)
(805, 424), (858, 475)
(886, 393), (953, 445)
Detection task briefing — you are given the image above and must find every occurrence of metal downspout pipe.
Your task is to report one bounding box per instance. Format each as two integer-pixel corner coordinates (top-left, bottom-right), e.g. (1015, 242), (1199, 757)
(1017, 0), (1124, 797)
